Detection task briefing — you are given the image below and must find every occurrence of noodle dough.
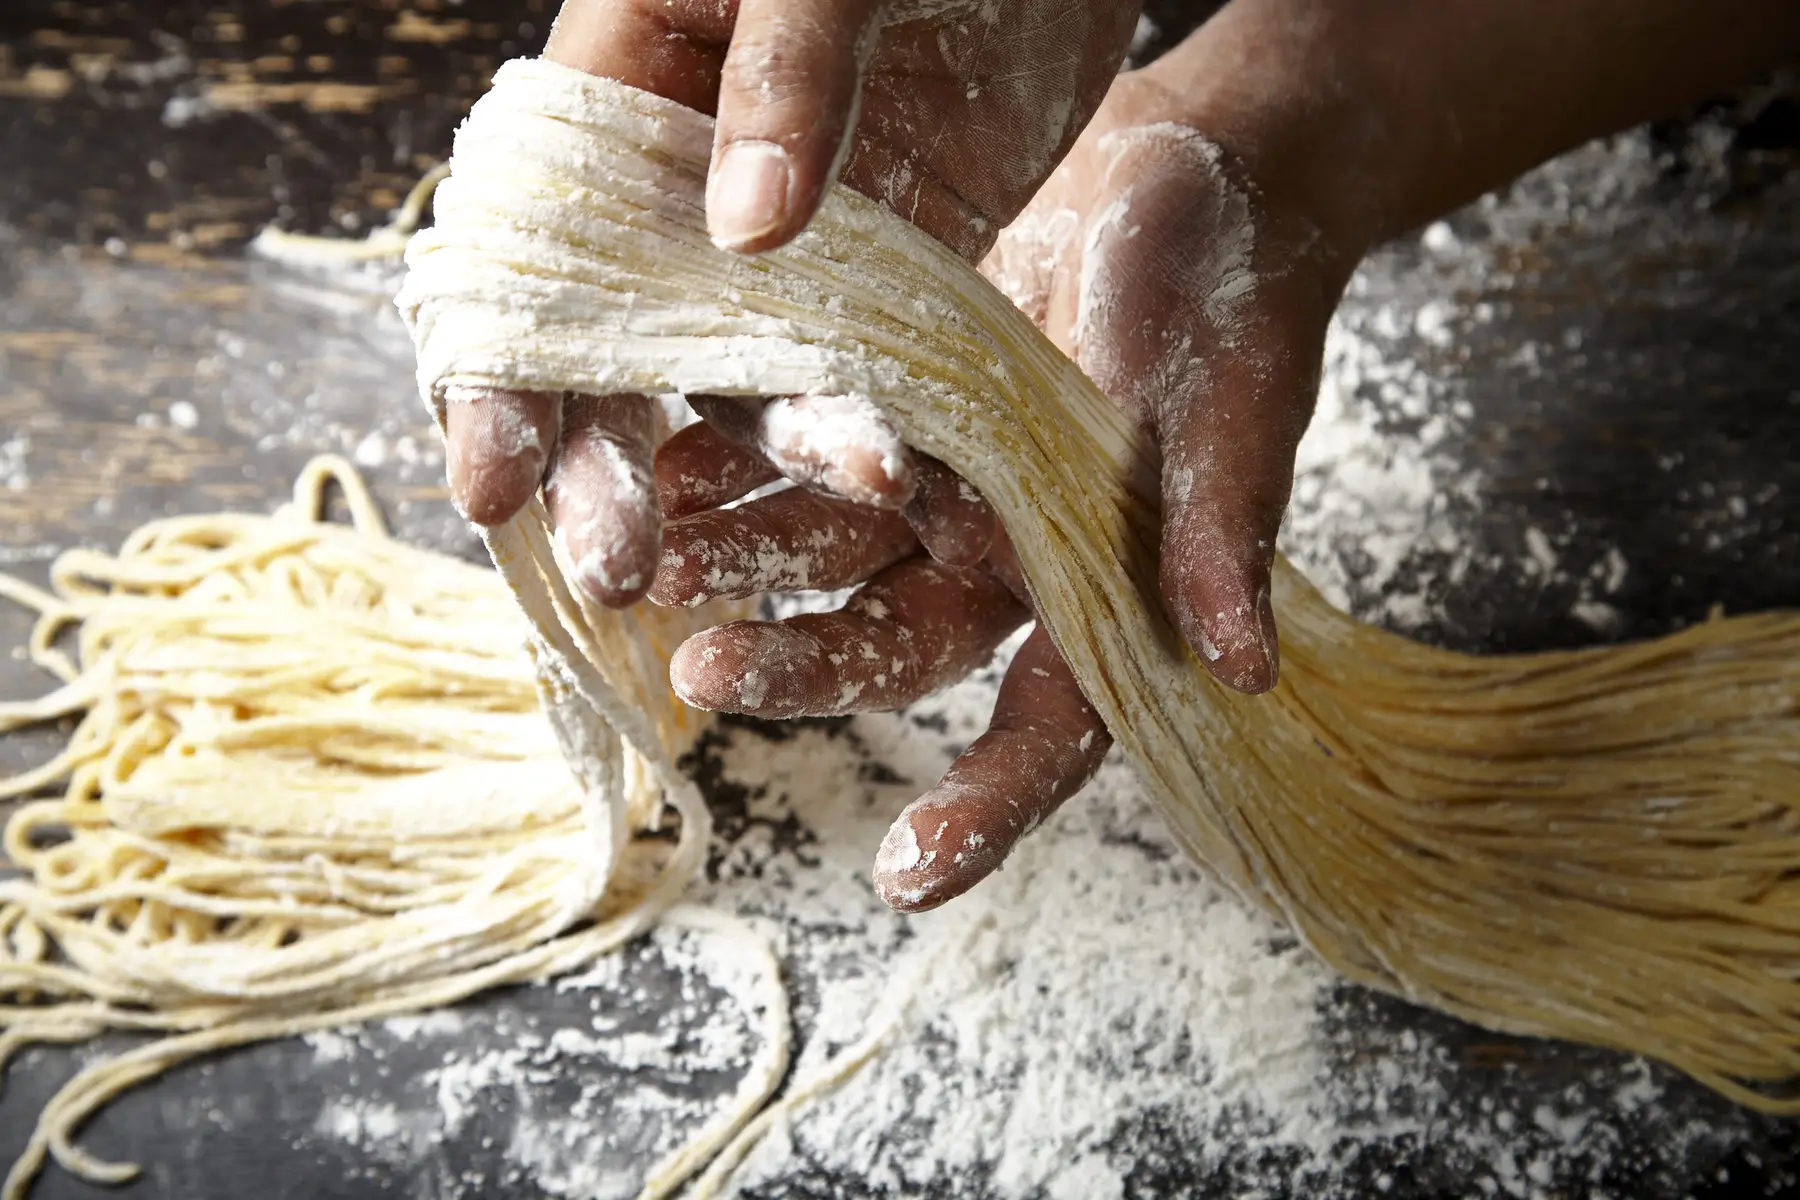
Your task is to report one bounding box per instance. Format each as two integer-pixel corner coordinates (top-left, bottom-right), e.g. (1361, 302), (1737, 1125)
(399, 58), (1800, 1108)
(0, 460), (783, 1200)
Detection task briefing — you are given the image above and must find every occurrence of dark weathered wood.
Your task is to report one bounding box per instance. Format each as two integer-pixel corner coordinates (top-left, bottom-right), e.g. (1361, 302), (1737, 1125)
(0, 0), (552, 254)
(2, 3), (1798, 1198)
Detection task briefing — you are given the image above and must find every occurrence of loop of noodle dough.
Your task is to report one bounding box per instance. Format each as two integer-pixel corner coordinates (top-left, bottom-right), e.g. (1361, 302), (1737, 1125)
(399, 58), (1800, 1109)
(0, 458), (784, 1200)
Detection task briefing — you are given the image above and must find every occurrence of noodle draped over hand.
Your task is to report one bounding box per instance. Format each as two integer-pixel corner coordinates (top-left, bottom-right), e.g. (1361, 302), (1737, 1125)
(398, 58), (1800, 1109)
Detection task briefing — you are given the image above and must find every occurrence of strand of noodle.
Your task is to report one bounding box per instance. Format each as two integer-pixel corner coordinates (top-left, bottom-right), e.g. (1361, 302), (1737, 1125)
(682, 911), (968, 1199)
(635, 906), (792, 1200)
(0, 457), (812, 1198)
(396, 58), (1800, 1111)
(248, 163), (452, 269)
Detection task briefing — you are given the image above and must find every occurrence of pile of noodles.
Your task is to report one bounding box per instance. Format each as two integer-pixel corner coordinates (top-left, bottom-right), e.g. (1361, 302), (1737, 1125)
(0, 458), (817, 1199)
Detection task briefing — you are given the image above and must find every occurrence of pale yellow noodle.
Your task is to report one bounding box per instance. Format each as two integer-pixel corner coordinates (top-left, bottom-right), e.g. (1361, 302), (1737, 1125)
(396, 59), (1800, 1113)
(0, 457), (785, 1199)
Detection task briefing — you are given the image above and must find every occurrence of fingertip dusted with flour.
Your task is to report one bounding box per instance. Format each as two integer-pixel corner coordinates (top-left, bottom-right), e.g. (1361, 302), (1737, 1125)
(670, 621), (829, 717)
(905, 456), (997, 567)
(874, 625), (1111, 915)
(545, 393), (662, 608)
(1167, 575), (1281, 696)
(872, 793), (1015, 914)
(759, 394), (918, 510)
(442, 386), (559, 527)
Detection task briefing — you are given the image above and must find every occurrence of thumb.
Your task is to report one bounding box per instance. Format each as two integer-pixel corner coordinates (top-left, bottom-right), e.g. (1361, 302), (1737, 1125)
(707, 0), (882, 252)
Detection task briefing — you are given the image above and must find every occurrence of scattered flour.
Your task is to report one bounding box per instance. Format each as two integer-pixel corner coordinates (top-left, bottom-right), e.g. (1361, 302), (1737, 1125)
(295, 653), (1768, 1199)
(1280, 129), (1692, 643)
(299, 919), (778, 1200)
(0, 434), (29, 493)
(0, 543), (59, 566)
(1282, 290), (1486, 633)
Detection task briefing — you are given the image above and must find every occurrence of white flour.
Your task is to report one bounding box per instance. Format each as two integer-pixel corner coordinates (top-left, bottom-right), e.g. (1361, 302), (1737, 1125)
(1283, 284), (1489, 632)
(296, 650), (1765, 1199)
(291, 97), (1787, 1200)
(0, 434), (29, 493)
(1278, 128), (1689, 642)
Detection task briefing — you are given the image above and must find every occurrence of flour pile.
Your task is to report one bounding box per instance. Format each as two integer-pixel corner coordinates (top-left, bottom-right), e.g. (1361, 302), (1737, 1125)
(279, 660), (1778, 1200)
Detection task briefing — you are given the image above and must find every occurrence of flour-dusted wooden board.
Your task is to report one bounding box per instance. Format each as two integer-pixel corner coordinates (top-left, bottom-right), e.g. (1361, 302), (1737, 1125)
(3, 3), (1799, 1198)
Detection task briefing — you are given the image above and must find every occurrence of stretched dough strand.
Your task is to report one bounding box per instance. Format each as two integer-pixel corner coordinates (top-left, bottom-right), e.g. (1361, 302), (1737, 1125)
(397, 58), (1800, 1108)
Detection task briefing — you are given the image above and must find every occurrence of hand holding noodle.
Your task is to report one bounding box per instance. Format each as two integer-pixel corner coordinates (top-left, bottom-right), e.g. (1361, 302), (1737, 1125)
(639, 0), (1800, 908)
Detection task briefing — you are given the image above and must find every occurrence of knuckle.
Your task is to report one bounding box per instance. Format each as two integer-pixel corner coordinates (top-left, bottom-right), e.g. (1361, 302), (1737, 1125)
(722, 30), (819, 106)
(720, 5), (869, 112)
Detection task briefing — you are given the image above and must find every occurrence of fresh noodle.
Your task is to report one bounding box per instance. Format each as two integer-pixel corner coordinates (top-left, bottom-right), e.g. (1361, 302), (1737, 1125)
(397, 58), (1800, 1111)
(0, 457), (791, 1199)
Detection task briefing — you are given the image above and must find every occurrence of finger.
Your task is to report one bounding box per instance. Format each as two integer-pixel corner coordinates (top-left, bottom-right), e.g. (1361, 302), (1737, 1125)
(668, 557), (1027, 717)
(543, 0), (724, 111)
(688, 393), (917, 510)
(1065, 129), (1326, 695)
(983, 523), (1032, 609)
(706, 0), (882, 251)
(654, 420), (781, 520)
(1155, 280), (1327, 695)
(442, 386), (560, 527)
(872, 624), (1110, 914)
(904, 456), (995, 567)
(651, 487), (919, 606)
(837, 133), (997, 265)
(544, 393), (662, 608)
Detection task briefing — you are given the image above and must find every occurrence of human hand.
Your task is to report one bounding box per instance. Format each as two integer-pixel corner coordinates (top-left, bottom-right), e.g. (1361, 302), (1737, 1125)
(441, 0), (1140, 607)
(651, 424), (1111, 915)
(653, 56), (1356, 910)
(659, 0), (1800, 912)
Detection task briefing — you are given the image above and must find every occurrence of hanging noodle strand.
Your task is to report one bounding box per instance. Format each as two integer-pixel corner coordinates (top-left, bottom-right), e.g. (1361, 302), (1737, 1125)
(0, 458), (792, 1199)
(396, 58), (1800, 1112)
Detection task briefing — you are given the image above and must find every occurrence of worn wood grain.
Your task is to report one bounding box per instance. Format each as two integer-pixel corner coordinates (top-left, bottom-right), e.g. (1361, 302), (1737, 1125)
(1, 3), (1798, 1199)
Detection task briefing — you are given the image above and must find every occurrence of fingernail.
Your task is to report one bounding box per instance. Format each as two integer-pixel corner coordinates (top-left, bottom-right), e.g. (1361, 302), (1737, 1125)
(708, 140), (793, 251)
(872, 807), (957, 914)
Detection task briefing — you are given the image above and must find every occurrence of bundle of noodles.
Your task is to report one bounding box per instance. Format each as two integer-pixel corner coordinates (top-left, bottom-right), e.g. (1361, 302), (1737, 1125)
(397, 59), (1800, 1111)
(0, 458), (786, 1199)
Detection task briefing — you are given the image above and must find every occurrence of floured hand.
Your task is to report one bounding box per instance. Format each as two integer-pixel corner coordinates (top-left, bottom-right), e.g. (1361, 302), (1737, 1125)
(648, 424), (1112, 914)
(445, 0), (1140, 605)
(985, 76), (1346, 696)
(656, 61), (1358, 911)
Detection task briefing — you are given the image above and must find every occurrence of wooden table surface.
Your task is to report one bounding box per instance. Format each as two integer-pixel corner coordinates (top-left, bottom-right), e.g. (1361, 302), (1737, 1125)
(2, 3), (1798, 1198)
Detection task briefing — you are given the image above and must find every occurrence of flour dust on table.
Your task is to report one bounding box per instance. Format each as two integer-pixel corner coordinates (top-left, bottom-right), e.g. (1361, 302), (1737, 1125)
(290, 650), (1771, 1200)
(8, 64), (1794, 1200)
